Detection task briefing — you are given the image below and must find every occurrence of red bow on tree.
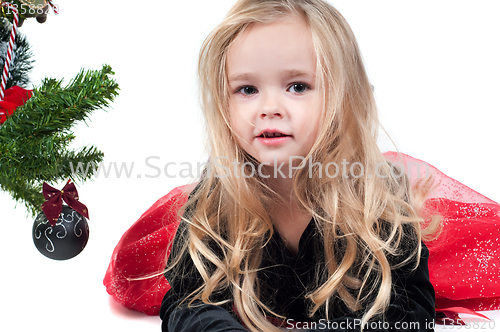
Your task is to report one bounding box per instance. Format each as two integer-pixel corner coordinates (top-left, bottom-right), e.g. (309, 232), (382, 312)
(0, 86), (33, 124)
(41, 181), (89, 227)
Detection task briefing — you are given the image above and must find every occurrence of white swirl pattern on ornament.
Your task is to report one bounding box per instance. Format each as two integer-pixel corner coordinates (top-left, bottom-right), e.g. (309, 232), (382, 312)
(55, 218), (67, 239)
(34, 209), (86, 253)
(72, 211), (84, 237)
(44, 225), (55, 252)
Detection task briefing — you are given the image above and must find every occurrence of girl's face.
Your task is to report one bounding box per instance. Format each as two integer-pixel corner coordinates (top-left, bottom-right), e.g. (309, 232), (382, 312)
(227, 14), (322, 173)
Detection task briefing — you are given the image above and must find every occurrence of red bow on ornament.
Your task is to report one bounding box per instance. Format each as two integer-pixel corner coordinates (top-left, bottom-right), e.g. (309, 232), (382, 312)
(41, 181), (89, 227)
(0, 86), (33, 124)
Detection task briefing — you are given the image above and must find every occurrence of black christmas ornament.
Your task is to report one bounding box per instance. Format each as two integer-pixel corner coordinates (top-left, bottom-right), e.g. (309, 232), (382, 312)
(33, 181), (90, 260)
(32, 205), (89, 260)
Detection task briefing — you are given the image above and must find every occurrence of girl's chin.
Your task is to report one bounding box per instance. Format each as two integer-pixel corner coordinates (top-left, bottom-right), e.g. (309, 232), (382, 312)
(256, 155), (306, 168)
(254, 156), (289, 167)
(254, 161), (294, 178)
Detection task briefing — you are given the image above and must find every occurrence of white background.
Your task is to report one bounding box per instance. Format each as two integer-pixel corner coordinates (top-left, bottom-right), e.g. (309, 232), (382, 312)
(1, 1), (499, 331)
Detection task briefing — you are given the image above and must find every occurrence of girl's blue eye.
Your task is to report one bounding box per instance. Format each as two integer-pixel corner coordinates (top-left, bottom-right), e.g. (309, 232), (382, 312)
(237, 86), (258, 96)
(235, 83), (310, 96)
(289, 83), (309, 94)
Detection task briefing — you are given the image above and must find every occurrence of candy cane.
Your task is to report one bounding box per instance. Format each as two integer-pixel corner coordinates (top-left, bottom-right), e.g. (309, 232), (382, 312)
(47, 0), (59, 15)
(0, 2), (19, 101)
(0, 1), (58, 101)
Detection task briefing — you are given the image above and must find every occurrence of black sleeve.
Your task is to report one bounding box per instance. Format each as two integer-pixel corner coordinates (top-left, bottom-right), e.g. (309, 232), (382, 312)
(301, 242), (435, 332)
(384, 241), (436, 331)
(159, 219), (248, 332)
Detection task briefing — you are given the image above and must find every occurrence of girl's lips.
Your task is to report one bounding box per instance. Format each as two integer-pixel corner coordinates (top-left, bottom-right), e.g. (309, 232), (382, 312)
(256, 135), (292, 146)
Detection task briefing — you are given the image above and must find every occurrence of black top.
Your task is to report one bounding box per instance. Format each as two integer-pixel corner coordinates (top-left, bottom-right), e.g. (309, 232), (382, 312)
(160, 208), (435, 332)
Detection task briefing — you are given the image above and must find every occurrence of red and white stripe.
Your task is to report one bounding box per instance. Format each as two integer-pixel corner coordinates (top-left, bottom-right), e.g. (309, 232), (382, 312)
(47, 0), (59, 14)
(0, 1), (59, 101)
(0, 2), (19, 101)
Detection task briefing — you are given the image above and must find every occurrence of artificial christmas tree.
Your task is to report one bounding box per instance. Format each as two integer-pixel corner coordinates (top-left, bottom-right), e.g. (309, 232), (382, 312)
(0, 5), (119, 258)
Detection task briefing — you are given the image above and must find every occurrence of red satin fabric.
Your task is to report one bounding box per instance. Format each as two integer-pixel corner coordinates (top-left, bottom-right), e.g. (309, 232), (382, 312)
(103, 185), (189, 315)
(104, 153), (500, 315)
(0, 86), (33, 124)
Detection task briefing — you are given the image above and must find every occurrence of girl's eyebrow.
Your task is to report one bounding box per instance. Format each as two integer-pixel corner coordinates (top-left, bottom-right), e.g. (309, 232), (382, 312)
(228, 69), (316, 83)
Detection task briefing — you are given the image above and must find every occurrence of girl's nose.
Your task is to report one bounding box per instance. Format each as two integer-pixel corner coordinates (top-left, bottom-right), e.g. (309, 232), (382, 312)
(260, 92), (283, 119)
(260, 109), (283, 119)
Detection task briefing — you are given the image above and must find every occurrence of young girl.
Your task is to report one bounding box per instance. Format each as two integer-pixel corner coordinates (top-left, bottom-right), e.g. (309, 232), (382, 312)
(104, 0), (500, 330)
(159, 0), (435, 331)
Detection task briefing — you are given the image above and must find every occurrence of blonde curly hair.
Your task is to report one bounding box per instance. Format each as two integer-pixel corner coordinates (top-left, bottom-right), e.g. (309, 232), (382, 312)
(166, 1), (439, 331)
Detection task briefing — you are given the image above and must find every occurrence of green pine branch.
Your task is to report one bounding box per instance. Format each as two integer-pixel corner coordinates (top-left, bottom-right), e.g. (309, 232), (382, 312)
(0, 178), (45, 214)
(0, 65), (120, 216)
(0, 18), (34, 88)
